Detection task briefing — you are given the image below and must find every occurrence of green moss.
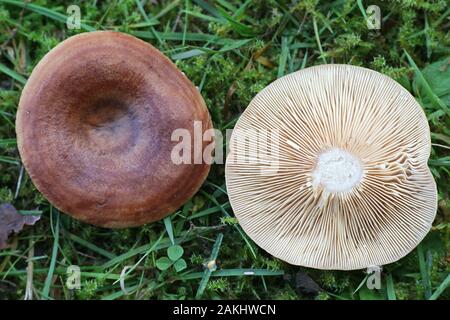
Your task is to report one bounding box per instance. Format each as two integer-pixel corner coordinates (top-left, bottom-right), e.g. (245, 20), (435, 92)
(0, 187), (13, 203)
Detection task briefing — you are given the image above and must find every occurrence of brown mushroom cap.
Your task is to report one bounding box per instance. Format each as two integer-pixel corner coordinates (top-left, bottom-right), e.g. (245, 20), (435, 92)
(225, 64), (437, 270)
(16, 31), (212, 228)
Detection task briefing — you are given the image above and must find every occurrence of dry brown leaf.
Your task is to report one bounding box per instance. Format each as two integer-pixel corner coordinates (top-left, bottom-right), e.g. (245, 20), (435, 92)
(0, 203), (40, 249)
(255, 56), (275, 69)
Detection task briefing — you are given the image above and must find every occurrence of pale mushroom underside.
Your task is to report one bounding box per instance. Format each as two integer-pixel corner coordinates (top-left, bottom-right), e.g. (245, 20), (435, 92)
(225, 64), (437, 270)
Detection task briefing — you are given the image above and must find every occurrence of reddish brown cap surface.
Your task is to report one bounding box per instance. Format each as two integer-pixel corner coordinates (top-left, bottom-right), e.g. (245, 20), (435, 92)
(16, 31), (212, 228)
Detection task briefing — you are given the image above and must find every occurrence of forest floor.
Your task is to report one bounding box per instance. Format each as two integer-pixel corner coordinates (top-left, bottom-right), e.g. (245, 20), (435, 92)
(0, 0), (449, 300)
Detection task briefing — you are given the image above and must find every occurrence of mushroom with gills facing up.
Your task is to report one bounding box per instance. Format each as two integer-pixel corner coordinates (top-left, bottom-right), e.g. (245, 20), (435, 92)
(16, 31), (213, 228)
(225, 64), (437, 270)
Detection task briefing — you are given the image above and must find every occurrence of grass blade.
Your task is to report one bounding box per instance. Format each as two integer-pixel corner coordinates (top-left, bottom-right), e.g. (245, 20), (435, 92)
(179, 268), (284, 280)
(0, 155), (20, 165)
(429, 274), (450, 300)
(404, 49), (449, 116)
(192, 0), (224, 20)
(42, 208), (59, 299)
(0, 138), (17, 147)
(356, 0), (368, 20)
(18, 210), (42, 215)
(132, 30), (237, 45)
(163, 216), (175, 245)
(188, 203), (231, 220)
(352, 274), (369, 295)
(195, 233), (223, 299)
(417, 243), (432, 299)
(386, 273), (396, 300)
(67, 233), (116, 259)
(313, 15), (326, 64)
(0, 63), (27, 84)
(278, 36), (289, 78)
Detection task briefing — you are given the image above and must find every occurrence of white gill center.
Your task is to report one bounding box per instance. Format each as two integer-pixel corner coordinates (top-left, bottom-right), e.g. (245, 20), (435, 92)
(311, 148), (363, 193)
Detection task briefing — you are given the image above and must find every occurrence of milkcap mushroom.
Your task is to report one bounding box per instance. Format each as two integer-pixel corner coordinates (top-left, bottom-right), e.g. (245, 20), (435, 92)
(225, 64), (437, 270)
(16, 31), (212, 228)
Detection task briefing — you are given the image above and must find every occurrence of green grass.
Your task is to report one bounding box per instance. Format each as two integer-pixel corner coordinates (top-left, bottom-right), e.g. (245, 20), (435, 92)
(0, 0), (449, 300)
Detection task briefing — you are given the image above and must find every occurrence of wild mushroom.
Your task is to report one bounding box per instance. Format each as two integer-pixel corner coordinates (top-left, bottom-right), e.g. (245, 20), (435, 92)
(225, 64), (437, 270)
(16, 31), (212, 228)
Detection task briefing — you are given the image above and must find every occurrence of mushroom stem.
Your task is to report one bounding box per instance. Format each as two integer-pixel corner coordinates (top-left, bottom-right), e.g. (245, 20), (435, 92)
(311, 148), (363, 193)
